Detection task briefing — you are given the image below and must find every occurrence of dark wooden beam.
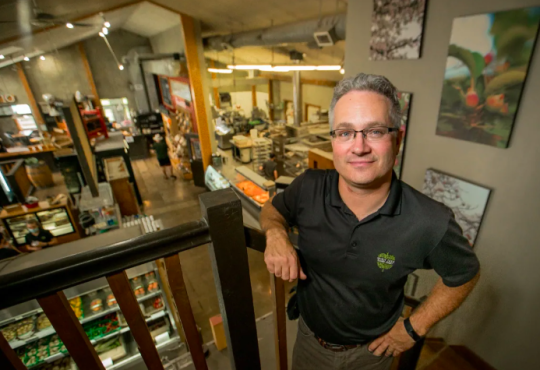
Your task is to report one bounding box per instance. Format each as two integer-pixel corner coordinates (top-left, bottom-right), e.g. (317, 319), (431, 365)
(0, 331), (26, 370)
(271, 275), (288, 370)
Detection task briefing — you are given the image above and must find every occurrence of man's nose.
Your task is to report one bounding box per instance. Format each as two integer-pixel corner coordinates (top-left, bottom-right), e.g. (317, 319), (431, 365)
(351, 133), (371, 155)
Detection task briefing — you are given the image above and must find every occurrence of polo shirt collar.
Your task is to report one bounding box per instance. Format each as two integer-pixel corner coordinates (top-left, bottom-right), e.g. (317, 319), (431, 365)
(328, 170), (402, 216)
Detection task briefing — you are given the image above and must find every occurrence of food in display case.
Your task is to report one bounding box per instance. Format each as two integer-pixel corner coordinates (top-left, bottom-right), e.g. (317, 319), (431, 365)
(236, 180), (270, 206)
(69, 296), (84, 319)
(36, 313), (52, 331)
(131, 276), (146, 297)
(83, 313), (120, 341)
(90, 299), (103, 313)
(4, 214), (39, 245)
(36, 208), (75, 236)
(1, 323), (17, 342)
(145, 271), (159, 293)
(17, 316), (35, 339)
(41, 357), (73, 370)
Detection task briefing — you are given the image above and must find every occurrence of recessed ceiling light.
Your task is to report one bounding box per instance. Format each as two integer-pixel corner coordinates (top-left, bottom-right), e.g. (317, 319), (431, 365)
(340, 68), (345, 74)
(118, 64), (124, 70)
(99, 32), (105, 37)
(0, 55), (4, 59)
(66, 23), (74, 29)
(104, 21), (111, 28)
(23, 56), (30, 61)
(102, 27), (108, 35)
(40, 55), (45, 61)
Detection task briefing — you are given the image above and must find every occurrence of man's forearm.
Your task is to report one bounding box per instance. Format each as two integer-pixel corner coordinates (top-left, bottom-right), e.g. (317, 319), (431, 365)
(260, 202), (288, 236)
(410, 272), (480, 336)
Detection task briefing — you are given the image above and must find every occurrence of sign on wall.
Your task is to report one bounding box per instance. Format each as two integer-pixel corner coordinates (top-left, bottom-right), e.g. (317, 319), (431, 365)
(0, 94), (16, 104)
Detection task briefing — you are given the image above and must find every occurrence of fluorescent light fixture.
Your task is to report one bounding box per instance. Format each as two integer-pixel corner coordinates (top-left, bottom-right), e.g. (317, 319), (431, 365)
(12, 104), (32, 115)
(23, 56), (29, 61)
(99, 32), (105, 37)
(208, 68), (232, 74)
(102, 27), (108, 35)
(0, 55), (4, 59)
(122, 98), (128, 104)
(315, 65), (342, 71)
(118, 64), (124, 70)
(259, 66), (289, 72)
(40, 55), (45, 61)
(227, 65), (271, 70)
(101, 100), (111, 106)
(66, 23), (74, 28)
(104, 21), (111, 28)
(340, 68), (345, 75)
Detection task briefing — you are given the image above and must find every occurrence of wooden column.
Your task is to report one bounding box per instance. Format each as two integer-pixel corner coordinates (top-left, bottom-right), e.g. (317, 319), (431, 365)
(268, 79), (274, 121)
(180, 14), (212, 170)
(107, 271), (164, 370)
(210, 60), (220, 109)
(0, 331), (26, 370)
(252, 85), (257, 108)
(79, 43), (101, 107)
(164, 254), (208, 370)
(38, 292), (105, 370)
(15, 63), (44, 125)
(271, 275), (288, 370)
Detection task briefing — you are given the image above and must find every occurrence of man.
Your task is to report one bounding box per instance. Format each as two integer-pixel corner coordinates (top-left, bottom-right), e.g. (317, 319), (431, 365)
(152, 134), (176, 180)
(259, 153), (278, 180)
(25, 219), (58, 251)
(260, 73), (480, 370)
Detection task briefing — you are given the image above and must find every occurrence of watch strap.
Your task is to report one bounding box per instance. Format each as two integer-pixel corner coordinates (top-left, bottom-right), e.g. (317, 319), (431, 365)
(403, 318), (421, 342)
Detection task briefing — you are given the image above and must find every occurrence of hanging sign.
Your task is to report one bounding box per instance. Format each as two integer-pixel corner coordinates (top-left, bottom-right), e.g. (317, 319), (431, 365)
(0, 94), (16, 104)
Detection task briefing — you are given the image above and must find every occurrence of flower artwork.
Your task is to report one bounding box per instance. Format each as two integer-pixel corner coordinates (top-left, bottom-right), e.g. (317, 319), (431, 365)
(394, 92), (412, 179)
(436, 7), (540, 148)
(370, 0), (427, 60)
(422, 169), (491, 247)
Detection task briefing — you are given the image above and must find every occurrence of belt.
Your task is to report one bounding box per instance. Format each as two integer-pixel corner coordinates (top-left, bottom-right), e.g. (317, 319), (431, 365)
(315, 335), (368, 352)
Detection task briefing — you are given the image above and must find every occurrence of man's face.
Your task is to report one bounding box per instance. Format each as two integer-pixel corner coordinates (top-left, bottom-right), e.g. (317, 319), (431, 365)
(331, 91), (402, 188)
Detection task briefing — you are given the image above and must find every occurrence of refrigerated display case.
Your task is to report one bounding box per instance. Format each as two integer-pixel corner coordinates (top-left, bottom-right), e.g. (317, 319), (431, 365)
(204, 165), (230, 191)
(0, 198), (81, 246)
(230, 166), (275, 218)
(0, 262), (183, 370)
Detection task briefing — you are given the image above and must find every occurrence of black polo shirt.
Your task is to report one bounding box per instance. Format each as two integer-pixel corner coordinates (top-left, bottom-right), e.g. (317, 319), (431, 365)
(272, 169), (480, 345)
(25, 229), (54, 247)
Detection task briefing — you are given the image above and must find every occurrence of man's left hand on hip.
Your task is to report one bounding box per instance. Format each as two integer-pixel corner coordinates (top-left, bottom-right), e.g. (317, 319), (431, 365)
(368, 318), (416, 357)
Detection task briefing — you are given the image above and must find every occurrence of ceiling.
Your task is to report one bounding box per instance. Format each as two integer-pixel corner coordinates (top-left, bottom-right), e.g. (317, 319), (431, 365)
(0, 0), (347, 79)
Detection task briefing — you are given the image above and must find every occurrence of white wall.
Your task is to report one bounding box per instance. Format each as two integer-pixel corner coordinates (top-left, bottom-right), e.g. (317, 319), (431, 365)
(147, 25), (184, 77)
(229, 91), (269, 115)
(278, 81), (334, 119)
(345, 1), (540, 369)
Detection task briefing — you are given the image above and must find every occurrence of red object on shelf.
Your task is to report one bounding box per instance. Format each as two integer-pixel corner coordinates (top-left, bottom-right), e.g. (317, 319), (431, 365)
(79, 107), (109, 139)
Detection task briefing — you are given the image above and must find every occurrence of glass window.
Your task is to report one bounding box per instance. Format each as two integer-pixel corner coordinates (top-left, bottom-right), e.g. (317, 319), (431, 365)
(36, 208), (74, 236)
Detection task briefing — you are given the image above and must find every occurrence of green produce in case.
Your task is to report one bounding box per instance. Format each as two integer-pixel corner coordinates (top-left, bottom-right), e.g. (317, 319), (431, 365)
(82, 313), (120, 341)
(95, 336), (122, 353)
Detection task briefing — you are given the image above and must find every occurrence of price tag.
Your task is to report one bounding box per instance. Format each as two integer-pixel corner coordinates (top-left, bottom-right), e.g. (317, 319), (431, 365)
(102, 358), (113, 367)
(155, 332), (170, 345)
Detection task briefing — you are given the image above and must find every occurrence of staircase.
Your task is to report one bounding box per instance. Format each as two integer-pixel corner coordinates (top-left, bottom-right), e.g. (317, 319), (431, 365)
(415, 339), (496, 370)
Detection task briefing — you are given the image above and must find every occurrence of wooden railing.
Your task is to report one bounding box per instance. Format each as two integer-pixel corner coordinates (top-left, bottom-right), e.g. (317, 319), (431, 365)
(0, 188), (424, 370)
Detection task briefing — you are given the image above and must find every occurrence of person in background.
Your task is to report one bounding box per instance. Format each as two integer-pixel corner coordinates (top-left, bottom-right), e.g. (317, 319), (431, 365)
(0, 233), (23, 261)
(259, 153), (278, 180)
(25, 219), (58, 251)
(152, 134), (176, 180)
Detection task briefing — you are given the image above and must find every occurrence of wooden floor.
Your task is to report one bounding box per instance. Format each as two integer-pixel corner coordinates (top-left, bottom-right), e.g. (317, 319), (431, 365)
(131, 156), (278, 343)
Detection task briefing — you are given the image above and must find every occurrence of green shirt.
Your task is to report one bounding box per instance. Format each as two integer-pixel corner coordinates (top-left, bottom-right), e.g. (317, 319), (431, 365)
(153, 141), (169, 160)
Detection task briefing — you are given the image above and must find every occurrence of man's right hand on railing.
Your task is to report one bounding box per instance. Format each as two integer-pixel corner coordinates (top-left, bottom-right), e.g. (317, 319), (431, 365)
(264, 228), (307, 282)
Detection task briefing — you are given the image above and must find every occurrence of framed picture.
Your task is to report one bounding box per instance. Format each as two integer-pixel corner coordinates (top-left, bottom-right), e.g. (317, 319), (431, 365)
(394, 92), (412, 178)
(436, 7), (540, 148)
(370, 0), (428, 60)
(422, 169), (491, 247)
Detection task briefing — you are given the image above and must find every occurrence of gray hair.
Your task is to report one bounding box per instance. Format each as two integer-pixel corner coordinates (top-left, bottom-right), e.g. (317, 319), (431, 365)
(329, 73), (401, 129)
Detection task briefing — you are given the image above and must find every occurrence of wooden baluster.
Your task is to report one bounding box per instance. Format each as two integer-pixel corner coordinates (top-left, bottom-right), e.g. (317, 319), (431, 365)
(0, 331), (26, 370)
(271, 275), (288, 370)
(38, 291), (105, 370)
(164, 254), (208, 370)
(200, 189), (261, 370)
(107, 271), (164, 370)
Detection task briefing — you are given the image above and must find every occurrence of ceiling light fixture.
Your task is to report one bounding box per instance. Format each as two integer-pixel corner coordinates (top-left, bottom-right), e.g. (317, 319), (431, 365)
(23, 56), (30, 61)
(66, 23), (74, 29)
(227, 65), (272, 70)
(102, 27), (108, 35)
(40, 55), (45, 61)
(340, 68), (345, 74)
(208, 68), (232, 74)
(118, 64), (124, 70)
(228, 64), (342, 71)
(99, 32), (105, 37)
(104, 21), (111, 28)
(0, 55), (4, 59)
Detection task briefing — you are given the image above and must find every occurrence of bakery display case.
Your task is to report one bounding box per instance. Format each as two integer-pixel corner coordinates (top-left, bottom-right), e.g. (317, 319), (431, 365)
(204, 165), (230, 191)
(230, 166), (275, 217)
(0, 263), (180, 370)
(1, 198), (80, 246)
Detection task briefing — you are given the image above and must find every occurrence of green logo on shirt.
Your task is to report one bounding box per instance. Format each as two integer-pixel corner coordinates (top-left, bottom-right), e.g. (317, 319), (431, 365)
(377, 252), (395, 272)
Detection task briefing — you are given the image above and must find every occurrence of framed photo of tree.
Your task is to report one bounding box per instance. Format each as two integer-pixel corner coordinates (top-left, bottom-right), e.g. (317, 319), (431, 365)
(370, 0), (428, 60)
(422, 169), (491, 247)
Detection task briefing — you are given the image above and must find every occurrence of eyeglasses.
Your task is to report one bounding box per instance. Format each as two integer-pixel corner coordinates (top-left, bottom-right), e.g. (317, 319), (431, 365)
(329, 127), (399, 143)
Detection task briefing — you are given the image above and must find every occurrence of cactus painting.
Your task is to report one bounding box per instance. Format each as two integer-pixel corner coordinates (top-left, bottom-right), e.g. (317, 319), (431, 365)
(436, 7), (540, 148)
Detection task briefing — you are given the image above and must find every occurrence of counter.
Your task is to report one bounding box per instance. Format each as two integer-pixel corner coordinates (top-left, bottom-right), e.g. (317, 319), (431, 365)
(0, 145), (58, 172)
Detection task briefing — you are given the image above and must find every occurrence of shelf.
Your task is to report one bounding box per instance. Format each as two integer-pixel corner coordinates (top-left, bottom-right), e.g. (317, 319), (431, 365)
(8, 290), (164, 350)
(107, 335), (181, 370)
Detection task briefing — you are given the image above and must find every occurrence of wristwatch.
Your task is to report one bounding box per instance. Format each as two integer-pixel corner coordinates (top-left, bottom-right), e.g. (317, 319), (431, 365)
(403, 318), (422, 342)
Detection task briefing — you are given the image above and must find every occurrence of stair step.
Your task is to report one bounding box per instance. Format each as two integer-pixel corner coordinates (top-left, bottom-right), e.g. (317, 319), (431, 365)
(422, 347), (478, 370)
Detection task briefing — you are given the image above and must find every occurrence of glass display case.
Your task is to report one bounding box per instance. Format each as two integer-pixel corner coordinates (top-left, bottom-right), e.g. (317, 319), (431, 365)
(204, 165), (230, 191)
(3, 206), (76, 246)
(0, 264), (181, 369)
(230, 166), (275, 211)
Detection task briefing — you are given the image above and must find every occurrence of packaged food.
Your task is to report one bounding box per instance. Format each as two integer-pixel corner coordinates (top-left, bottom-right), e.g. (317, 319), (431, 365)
(16, 316), (35, 339)
(107, 294), (117, 307)
(145, 272), (159, 293)
(153, 297), (164, 310)
(90, 299), (103, 313)
(253, 193), (269, 205)
(69, 296), (84, 319)
(0, 323), (17, 342)
(37, 313), (52, 331)
(131, 276), (145, 297)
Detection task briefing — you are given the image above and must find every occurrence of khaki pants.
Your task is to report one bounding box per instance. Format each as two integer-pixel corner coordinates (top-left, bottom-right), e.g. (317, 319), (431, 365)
(292, 317), (393, 370)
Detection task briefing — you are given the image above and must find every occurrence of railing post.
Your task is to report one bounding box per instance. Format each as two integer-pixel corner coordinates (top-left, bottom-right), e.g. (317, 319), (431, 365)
(271, 275), (288, 370)
(200, 189), (261, 370)
(38, 291), (105, 370)
(107, 271), (164, 370)
(0, 331), (26, 370)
